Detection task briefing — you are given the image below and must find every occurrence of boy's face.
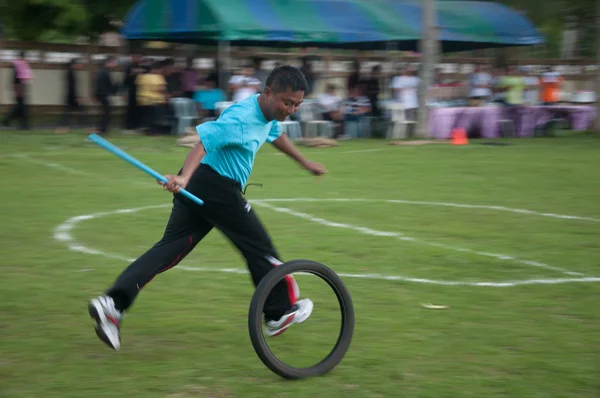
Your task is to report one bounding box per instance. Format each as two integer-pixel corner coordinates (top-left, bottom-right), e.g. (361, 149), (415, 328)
(263, 87), (304, 122)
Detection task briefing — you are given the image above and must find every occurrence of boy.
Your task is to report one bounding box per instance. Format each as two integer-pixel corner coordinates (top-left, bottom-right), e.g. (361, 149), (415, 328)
(89, 66), (327, 351)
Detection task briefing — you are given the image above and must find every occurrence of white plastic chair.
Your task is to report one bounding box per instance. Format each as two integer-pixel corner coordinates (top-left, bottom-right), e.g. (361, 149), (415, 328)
(344, 117), (373, 139)
(281, 120), (302, 141)
(383, 102), (416, 139)
(296, 102), (334, 138)
(169, 98), (198, 135)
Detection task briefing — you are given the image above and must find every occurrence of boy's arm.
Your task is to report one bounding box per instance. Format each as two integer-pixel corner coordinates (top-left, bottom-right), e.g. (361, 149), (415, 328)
(160, 141), (206, 192)
(271, 133), (327, 176)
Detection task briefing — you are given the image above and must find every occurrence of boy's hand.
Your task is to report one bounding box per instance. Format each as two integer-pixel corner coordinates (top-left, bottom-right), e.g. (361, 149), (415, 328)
(303, 161), (327, 176)
(158, 175), (189, 193)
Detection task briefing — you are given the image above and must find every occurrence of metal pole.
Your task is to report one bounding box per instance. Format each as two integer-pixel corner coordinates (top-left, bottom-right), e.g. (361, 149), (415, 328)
(595, 0), (600, 132)
(416, 0), (437, 138)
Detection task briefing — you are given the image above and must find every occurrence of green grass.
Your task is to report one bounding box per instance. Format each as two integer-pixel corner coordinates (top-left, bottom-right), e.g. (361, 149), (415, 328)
(1, 130), (600, 397)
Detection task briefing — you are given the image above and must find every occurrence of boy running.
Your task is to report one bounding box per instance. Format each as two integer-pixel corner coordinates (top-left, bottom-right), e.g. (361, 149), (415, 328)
(89, 66), (326, 350)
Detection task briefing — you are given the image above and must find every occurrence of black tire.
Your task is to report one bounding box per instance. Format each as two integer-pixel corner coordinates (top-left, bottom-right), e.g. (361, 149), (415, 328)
(248, 260), (354, 380)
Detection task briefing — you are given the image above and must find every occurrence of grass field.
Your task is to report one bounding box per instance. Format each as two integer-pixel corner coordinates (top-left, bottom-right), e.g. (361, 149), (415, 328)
(1, 131), (599, 397)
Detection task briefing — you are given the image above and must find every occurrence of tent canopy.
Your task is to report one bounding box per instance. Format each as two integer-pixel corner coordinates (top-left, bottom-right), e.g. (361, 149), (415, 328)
(121, 0), (544, 52)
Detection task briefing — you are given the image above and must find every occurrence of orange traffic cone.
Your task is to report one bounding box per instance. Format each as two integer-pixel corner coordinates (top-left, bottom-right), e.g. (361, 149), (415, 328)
(451, 128), (468, 145)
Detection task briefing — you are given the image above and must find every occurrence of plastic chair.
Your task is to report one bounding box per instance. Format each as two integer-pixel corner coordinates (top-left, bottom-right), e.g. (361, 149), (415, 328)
(169, 98), (198, 135)
(383, 102), (415, 139)
(281, 120), (302, 141)
(296, 102), (334, 138)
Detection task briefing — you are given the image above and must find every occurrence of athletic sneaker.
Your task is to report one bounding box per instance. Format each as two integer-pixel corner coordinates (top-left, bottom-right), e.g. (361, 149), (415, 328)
(265, 298), (313, 337)
(88, 296), (123, 350)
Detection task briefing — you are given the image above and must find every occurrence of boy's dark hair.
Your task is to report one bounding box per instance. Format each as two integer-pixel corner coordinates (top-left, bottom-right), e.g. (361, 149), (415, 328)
(265, 65), (309, 93)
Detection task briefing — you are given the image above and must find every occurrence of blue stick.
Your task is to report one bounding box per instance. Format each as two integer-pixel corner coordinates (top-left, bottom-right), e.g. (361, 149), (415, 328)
(87, 133), (204, 206)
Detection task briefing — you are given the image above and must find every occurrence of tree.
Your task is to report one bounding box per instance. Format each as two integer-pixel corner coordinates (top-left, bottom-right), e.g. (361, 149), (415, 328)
(1, 0), (135, 41)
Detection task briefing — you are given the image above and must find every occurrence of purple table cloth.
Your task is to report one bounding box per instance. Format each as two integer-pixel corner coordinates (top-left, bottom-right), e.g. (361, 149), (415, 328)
(428, 106), (502, 139)
(428, 105), (597, 139)
(504, 105), (597, 137)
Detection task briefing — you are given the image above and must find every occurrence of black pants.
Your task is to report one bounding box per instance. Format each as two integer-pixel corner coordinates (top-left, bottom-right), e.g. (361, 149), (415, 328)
(96, 97), (111, 134)
(106, 164), (298, 320)
(57, 99), (87, 128)
(2, 95), (29, 130)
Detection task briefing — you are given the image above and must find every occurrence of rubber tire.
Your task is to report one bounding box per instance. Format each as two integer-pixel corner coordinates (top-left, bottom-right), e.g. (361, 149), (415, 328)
(248, 260), (355, 380)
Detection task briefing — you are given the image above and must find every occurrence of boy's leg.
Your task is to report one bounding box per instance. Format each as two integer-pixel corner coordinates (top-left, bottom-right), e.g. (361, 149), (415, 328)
(90, 197), (213, 350)
(191, 189), (298, 321)
(105, 197), (213, 312)
(204, 202), (312, 336)
(217, 206), (298, 321)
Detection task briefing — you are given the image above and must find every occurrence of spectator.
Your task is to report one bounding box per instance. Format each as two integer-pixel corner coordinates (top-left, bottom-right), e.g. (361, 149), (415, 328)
(347, 60), (361, 92)
(94, 56), (118, 135)
(180, 57), (198, 99)
(193, 76), (226, 119)
(490, 67), (507, 105)
(468, 64), (492, 106)
(523, 67), (541, 105)
(318, 83), (344, 137)
(56, 58), (87, 134)
(136, 61), (168, 135)
(390, 67), (421, 136)
(163, 58), (182, 99)
(341, 85), (371, 139)
(252, 57), (269, 92)
(500, 65), (526, 106)
(300, 57), (316, 97)
(228, 65), (261, 103)
(122, 54), (143, 131)
(2, 51), (33, 130)
(343, 85), (371, 121)
(540, 67), (563, 105)
(363, 64), (382, 117)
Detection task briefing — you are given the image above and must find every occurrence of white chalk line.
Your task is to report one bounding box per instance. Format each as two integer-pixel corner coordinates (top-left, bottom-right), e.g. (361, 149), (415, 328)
(52, 199), (599, 286)
(9, 154), (90, 176)
(6, 153), (157, 188)
(53, 204), (168, 263)
(251, 201), (582, 277)
(256, 198), (600, 223)
(176, 266), (600, 287)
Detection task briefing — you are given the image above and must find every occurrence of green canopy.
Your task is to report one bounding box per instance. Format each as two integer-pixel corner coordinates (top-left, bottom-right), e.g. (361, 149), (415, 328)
(122, 0), (544, 51)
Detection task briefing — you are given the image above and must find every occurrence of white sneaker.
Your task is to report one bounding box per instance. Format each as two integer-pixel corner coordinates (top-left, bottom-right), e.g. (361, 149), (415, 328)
(88, 296), (123, 350)
(265, 298), (313, 337)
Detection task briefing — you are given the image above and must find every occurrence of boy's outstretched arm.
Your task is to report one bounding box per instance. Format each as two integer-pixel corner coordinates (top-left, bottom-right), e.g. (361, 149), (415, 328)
(159, 141), (206, 192)
(271, 133), (327, 176)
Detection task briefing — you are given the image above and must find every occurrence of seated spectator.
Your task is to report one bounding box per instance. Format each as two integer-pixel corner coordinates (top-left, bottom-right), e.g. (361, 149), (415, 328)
(343, 85), (371, 122)
(317, 83), (344, 137)
(318, 84), (342, 120)
(340, 85), (371, 139)
(193, 76), (226, 119)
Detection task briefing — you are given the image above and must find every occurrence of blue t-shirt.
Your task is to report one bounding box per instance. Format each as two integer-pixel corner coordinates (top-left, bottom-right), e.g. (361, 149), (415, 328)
(196, 94), (282, 187)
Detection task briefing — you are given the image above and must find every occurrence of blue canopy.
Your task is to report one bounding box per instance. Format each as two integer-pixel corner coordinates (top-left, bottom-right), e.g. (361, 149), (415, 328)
(121, 0), (544, 51)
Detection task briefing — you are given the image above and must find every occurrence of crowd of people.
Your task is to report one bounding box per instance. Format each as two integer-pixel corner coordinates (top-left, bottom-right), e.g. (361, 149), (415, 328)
(0, 53), (573, 138)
